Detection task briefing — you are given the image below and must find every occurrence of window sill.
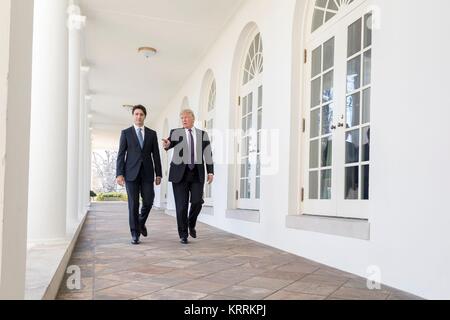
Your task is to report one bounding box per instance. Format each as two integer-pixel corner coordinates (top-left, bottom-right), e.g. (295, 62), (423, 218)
(285, 214), (370, 240)
(226, 209), (260, 223)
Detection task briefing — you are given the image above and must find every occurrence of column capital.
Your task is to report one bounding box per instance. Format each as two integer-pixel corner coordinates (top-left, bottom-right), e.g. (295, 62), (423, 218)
(67, 5), (86, 31)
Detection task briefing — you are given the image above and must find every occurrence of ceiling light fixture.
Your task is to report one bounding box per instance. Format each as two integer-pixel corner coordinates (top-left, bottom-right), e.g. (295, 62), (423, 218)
(138, 47), (157, 59)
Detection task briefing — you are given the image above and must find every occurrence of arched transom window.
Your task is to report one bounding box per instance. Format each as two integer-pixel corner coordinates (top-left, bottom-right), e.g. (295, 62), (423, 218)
(243, 33), (263, 85)
(208, 80), (216, 112)
(312, 0), (356, 32)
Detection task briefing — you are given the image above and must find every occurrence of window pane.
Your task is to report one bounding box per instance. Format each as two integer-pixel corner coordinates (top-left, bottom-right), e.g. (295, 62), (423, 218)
(240, 158), (250, 178)
(327, 0), (338, 11)
(311, 77), (321, 107)
(242, 96), (247, 115)
(240, 179), (251, 199)
(312, 46), (322, 78)
(325, 11), (336, 23)
(316, 0), (327, 8)
(258, 86), (263, 107)
(363, 49), (372, 86)
(320, 169), (332, 200)
(362, 165), (370, 200)
(348, 18), (362, 58)
(346, 92), (360, 128)
(362, 88), (371, 124)
(345, 130), (360, 164)
(322, 70), (334, 103)
(312, 9), (325, 32)
(323, 38), (335, 71)
(364, 12), (373, 48)
(322, 103), (334, 135)
(310, 109), (320, 138)
(309, 171), (319, 199)
(347, 56), (361, 92)
(248, 93), (253, 113)
(345, 166), (359, 200)
(258, 109), (262, 130)
(310, 140), (319, 169)
(247, 115), (253, 131)
(256, 177), (260, 199)
(257, 132), (261, 153)
(242, 136), (249, 156)
(256, 155), (261, 176)
(321, 137), (332, 167)
(362, 126), (370, 162)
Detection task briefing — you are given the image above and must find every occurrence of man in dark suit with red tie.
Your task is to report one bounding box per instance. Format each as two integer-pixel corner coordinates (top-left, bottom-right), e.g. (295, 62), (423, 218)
(162, 109), (214, 244)
(116, 105), (162, 245)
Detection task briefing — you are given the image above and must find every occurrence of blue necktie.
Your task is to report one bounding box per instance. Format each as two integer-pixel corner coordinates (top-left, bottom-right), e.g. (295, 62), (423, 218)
(188, 129), (195, 170)
(137, 128), (144, 149)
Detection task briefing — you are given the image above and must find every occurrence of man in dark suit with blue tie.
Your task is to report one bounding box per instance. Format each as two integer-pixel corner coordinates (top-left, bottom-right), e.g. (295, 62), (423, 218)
(162, 109), (214, 244)
(116, 105), (162, 245)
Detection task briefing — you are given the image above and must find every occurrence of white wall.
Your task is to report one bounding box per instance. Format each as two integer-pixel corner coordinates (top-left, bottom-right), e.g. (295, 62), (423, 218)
(0, 0), (12, 284)
(151, 0), (450, 299)
(368, 0), (450, 299)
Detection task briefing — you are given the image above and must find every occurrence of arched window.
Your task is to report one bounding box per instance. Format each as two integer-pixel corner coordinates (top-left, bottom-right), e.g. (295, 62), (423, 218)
(303, 0), (372, 219)
(312, 0), (356, 32)
(237, 31), (264, 210)
(208, 80), (216, 112)
(243, 33), (263, 85)
(204, 78), (216, 202)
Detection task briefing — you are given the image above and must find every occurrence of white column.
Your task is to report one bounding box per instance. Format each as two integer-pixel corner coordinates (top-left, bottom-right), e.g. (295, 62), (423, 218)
(66, 4), (86, 228)
(87, 124), (93, 206)
(0, 0), (34, 299)
(79, 66), (90, 217)
(28, 0), (69, 241)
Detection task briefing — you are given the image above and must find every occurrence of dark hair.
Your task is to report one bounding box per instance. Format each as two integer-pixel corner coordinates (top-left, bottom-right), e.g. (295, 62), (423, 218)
(132, 105), (147, 116)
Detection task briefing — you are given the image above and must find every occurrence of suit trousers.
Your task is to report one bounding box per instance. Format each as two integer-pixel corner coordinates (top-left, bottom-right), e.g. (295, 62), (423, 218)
(125, 165), (155, 236)
(172, 167), (204, 239)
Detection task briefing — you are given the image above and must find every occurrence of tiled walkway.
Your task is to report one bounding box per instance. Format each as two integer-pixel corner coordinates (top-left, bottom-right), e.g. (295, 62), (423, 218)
(56, 203), (420, 300)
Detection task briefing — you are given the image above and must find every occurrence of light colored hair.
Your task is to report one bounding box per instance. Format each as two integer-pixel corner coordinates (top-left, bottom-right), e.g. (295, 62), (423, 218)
(180, 109), (196, 120)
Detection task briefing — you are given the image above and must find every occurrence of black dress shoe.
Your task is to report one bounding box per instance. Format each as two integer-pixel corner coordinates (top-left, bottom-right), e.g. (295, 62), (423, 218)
(189, 227), (197, 239)
(131, 233), (140, 245)
(180, 238), (188, 244)
(140, 225), (148, 237)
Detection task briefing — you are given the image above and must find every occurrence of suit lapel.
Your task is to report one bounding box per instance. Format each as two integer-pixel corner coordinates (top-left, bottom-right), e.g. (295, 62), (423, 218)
(143, 127), (149, 151)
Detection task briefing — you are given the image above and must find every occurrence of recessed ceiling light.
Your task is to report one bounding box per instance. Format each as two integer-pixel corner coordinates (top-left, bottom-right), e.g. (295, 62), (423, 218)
(138, 47), (157, 59)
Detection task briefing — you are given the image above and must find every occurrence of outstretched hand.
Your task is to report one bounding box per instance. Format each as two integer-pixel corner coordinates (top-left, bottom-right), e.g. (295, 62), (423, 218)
(162, 138), (170, 150)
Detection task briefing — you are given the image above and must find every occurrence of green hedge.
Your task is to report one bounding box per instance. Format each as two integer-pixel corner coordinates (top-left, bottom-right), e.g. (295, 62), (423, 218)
(96, 192), (128, 201)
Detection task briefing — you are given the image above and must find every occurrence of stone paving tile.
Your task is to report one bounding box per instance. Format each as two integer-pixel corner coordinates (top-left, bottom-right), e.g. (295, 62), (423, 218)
(215, 285), (275, 300)
(265, 290), (326, 300)
(138, 289), (207, 300)
(56, 203), (421, 300)
(238, 276), (296, 291)
(329, 287), (390, 300)
(172, 279), (232, 294)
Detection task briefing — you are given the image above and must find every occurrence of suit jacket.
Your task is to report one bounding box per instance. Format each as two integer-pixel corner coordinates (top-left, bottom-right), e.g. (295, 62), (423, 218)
(165, 128), (214, 184)
(116, 126), (162, 182)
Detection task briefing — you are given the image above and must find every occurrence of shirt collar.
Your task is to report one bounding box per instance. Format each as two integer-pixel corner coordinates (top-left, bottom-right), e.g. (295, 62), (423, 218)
(134, 124), (144, 131)
(185, 126), (196, 133)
